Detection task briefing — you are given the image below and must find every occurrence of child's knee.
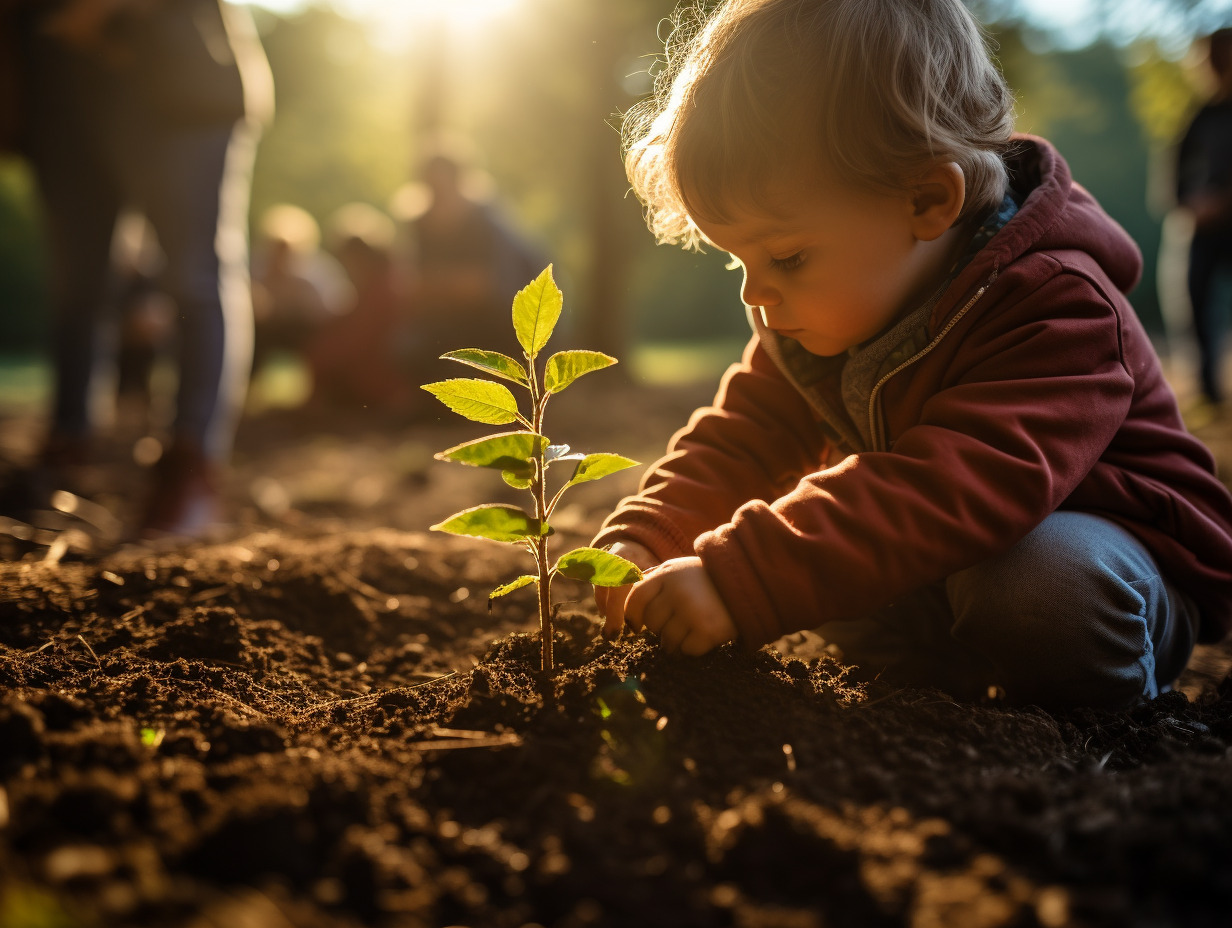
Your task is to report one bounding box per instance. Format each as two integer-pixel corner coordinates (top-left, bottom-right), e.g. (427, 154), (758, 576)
(946, 513), (1161, 710)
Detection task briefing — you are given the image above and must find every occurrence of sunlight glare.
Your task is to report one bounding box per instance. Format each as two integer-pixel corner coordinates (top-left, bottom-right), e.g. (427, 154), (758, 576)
(334, 0), (524, 46)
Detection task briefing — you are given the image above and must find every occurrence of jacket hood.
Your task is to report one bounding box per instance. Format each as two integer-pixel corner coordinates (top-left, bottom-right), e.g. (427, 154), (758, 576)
(945, 135), (1143, 308)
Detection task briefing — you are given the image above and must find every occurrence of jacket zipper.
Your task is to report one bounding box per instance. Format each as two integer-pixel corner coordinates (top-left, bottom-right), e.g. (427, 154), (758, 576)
(867, 270), (998, 452)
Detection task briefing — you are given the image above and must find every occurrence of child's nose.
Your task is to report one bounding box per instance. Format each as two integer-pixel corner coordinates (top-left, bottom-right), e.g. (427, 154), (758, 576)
(740, 270), (780, 308)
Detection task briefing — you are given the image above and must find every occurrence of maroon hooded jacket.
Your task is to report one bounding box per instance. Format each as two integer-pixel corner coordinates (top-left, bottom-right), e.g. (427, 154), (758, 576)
(594, 137), (1232, 647)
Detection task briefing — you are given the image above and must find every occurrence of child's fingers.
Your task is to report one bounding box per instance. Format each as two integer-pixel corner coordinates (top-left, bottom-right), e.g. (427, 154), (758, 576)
(679, 625), (726, 656)
(655, 614), (693, 653)
(597, 583), (635, 639)
(622, 573), (664, 634)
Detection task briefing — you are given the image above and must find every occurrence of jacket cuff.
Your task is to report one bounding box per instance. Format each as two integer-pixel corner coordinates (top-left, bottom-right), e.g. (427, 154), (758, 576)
(695, 527), (782, 649)
(590, 502), (698, 564)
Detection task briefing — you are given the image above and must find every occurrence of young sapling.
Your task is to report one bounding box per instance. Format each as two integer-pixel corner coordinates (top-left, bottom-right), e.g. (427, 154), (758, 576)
(422, 265), (643, 672)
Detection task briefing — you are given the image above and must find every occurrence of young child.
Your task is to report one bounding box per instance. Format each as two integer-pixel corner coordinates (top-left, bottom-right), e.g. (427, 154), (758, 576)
(593, 0), (1232, 711)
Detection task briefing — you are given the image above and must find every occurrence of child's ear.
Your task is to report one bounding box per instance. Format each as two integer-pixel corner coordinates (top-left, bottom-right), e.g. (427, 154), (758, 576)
(909, 163), (966, 242)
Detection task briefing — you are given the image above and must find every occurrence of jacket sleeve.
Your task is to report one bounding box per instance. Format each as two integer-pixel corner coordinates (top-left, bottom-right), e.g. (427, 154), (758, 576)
(592, 335), (830, 562)
(695, 269), (1138, 648)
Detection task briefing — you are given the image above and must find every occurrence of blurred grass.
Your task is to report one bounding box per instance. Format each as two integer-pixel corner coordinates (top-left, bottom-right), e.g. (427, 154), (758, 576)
(0, 339), (746, 415)
(629, 338), (745, 386)
(0, 354), (49, 414)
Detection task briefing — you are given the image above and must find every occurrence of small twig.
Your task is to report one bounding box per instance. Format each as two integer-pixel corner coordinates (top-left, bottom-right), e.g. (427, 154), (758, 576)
(404, 732), (522, 751)
(76, 635), (102, 669)
(854, 689), (908, 709)
(336, 570), (389, 603)
(42, 534), (70, 567)
(190, 586), (230, 603)
(293, 670), (458, 719)
(200, 685), (264, 718)
(427, 726), (505, 740)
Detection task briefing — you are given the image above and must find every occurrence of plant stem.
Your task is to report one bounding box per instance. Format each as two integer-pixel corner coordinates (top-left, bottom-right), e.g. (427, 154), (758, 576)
(530, 364), (554, 672)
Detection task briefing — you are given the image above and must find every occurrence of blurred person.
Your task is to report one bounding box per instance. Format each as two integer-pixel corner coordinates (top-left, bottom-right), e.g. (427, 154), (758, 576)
(13, 0), (273, 538)
(1176, 27), (1232, 408)
(306, 202), (415, 410)
(111, 212), (175, 436)
(593, 0), (1232, 711)
(394, 139), (547, 380)
(250, 203), (352, 379)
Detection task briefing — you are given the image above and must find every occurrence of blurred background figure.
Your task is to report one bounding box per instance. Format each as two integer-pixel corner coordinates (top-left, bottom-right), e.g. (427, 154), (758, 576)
(306, 201), (414, 411)
(11, 0), (273, 538)
(392, 137), (547, 381)
(1176, 27), (1232, 411)
(250, 202), (351, 379)
(111, 212), (175, 438)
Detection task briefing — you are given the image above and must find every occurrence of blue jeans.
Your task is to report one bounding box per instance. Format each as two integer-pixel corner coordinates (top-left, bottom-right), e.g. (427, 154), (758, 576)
(817, 512), (1199, 710)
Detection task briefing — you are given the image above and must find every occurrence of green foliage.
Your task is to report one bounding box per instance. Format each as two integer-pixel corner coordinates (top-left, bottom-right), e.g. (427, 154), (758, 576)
(436, 432), (548, 479)
(512, 267), (565, 359)
(439, 349), (531, 387)
(544, 350), (616, 393)
(421, 379), (524, 426)
(424, 265), (642, 672)
(554, 547), (644, 586)
(563, 454), (639, 491)
(430, 504), (551, 543)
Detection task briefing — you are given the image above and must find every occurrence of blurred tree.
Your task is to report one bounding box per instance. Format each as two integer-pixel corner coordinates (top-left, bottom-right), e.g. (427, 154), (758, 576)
(999, 33), (1168, 328)
(432, 0), (690, 358)
(0, 158), (47, 352)
(248, 6), (412, 232)
(6, 0), (1230, 362)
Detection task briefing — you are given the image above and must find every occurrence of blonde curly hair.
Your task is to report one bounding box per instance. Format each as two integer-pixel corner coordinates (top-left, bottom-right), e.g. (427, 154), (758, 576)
(623, 0), (1016, 249)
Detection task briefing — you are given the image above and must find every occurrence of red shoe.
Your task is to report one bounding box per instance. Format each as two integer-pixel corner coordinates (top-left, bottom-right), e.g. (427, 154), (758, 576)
(138, 440), (221, 540)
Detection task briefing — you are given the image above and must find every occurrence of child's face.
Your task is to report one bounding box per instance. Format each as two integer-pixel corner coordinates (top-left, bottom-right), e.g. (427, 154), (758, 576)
(692, 174), (950, 357)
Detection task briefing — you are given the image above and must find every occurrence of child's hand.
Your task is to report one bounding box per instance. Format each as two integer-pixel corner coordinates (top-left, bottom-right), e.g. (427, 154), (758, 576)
(605, 556), (738, 656)
(595, 541), (660, 639)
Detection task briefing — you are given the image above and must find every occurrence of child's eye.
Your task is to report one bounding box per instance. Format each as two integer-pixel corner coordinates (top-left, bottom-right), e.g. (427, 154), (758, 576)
(769, 252), (805, 271)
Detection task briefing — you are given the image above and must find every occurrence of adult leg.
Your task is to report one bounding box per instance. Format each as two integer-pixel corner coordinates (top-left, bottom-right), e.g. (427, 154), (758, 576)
(122, 119), (258, 535)
(23, 40), (123, 445)
(947, 512), (1198, 711)
(134, 121), (257, 463)
(1187, 234), (1228, 404)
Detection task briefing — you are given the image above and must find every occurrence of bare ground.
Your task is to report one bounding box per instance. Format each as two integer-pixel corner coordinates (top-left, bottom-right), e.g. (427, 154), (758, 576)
(2, 375), (1232, 928)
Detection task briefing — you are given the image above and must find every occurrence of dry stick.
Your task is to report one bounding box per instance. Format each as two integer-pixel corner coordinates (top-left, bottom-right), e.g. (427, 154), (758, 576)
(189, 586), (230, 603)
(293, 670), (459, 719)
(75, 635), (102, 669)
(336, 569), (391, 603)
(404, 732), (523, 751)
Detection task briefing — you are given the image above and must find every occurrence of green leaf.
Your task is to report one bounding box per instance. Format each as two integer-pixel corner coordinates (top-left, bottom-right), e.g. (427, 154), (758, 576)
(430, 505), (552, 543)
(512, 265), (563, 360)
(564, 453), (639, 490)
(553, 548), (643, 587)
(490, 575), (538, 599)
(436, 432), (548, 479)
(502, 471), (533, 489)
(440, 349), (530, 387)
(422, 379), (521, 425)
(544, 350), (617, 394)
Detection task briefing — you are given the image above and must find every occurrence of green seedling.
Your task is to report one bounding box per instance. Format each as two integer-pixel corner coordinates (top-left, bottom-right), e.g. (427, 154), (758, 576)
(423, 265), (643, 672)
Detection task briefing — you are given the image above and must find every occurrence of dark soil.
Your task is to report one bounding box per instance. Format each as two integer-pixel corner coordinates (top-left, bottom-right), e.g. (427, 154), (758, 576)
(2, 377), (1232, 928)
